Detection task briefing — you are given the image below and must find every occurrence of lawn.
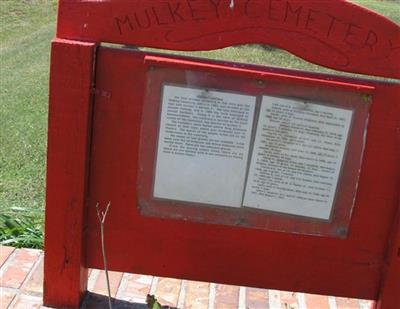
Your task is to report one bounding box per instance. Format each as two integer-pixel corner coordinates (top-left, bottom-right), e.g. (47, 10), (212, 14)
(0, 0), (399, 248)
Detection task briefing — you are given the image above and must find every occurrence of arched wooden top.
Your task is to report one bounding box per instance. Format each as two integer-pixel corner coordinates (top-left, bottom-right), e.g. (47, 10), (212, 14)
(57, 0), (400, 79)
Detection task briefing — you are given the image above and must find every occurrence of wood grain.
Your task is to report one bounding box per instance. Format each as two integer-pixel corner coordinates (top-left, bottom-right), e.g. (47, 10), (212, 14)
(43, 38), (97, 308)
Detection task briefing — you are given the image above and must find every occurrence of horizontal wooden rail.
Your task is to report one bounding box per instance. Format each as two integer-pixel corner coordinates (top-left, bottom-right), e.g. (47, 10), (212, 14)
(57, 0), (400, 79)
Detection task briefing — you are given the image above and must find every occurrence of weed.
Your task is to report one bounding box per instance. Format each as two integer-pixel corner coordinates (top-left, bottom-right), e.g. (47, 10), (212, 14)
(0, 211), (43, 248)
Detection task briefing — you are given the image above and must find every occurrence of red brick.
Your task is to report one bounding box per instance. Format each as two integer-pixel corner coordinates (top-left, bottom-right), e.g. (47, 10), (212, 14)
(336, 297), (360, 309)
(22, 255), (43, 294)
(214, 284), (239, 309)
(246, 287), (269, 309)
(305, 294), (330, 309)
(0, 249), (40, 289)
(154, 277), (181, 307)
(280, 291), (299, 309)
(9, 294), (42, 309)
(0, 246), (15, 268)
(184, 280), (210, 309)
(0, 288), (17, 309)
(118, 273), (152, 303)
(91, 270), (123, 297)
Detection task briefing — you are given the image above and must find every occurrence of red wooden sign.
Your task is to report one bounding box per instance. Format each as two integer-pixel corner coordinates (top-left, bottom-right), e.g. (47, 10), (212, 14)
(44, 1), (400, 308)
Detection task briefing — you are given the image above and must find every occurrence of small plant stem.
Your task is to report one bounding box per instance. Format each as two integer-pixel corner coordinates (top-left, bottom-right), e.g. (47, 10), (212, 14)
(96, 202), (112, 309)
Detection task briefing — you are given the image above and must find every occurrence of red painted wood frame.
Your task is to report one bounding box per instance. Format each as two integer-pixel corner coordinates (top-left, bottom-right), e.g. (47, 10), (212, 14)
(44, 1), (400, 308)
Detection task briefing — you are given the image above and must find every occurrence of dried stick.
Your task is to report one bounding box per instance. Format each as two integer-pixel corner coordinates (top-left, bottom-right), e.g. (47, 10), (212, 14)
(96, 202), (112, 309)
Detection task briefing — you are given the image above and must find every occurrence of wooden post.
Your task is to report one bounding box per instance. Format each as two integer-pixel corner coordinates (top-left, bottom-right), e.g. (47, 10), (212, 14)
(377, 199), (400, 309)
(43, 38), (97, 308)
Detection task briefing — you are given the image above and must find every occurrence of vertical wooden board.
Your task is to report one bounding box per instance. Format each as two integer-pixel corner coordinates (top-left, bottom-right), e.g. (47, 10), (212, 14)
(85, 47), (400, 300)
(43, 38), (96, 308)
(137, 55), (373, 237)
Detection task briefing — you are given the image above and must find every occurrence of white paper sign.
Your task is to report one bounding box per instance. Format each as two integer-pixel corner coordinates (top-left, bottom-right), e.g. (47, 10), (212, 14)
(154, 85), (257, 208)
(243, 96), (353, 219)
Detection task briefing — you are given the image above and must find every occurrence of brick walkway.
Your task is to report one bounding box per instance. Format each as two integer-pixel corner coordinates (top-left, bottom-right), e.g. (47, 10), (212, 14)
(0, 246), (374, 309)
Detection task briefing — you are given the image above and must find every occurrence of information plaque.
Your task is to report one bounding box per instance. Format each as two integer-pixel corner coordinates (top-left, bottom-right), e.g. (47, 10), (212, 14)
(138, 60), (371, 237)
(243, 97), (353, 220)
(154, 85), (256, 208)
(155, 85), (353, 220)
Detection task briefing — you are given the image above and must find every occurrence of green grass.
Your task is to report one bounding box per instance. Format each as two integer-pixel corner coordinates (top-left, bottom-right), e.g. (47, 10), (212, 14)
(0, 213), (43, 248)
(0, 0), (399, 248)
(354, 0), (400, 22)
(0, 0), (57, 247)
